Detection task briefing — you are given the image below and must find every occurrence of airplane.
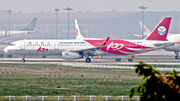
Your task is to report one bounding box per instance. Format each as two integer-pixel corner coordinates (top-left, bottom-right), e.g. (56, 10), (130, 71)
(0, 17), (38, 38)
(133, 21), (151, 39)
(137, 21), (180, 59)
(4, 17), (174, 63)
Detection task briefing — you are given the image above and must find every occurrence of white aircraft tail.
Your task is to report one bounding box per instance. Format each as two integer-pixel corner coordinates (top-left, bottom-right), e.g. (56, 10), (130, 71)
(75, 19), (84, 40)
(21, 17), (38, 31)
(139, 21), (151, 35)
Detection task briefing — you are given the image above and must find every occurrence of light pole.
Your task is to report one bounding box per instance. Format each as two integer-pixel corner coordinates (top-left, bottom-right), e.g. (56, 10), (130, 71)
(139, 6), (148, 39)
(7, 10), (11, 43)
(54, 8), (60, 39)
(63, 7), (73, 39)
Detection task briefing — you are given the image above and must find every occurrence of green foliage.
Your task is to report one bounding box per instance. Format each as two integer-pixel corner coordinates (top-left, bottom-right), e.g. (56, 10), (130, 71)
(128, 61), (180, 101)
(134, 61), (160, 79)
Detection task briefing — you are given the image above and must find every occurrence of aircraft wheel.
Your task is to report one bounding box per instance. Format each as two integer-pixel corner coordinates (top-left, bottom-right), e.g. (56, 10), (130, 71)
(85, 58), (91, 63)
(175, 56), (179, 59)
(21, 59), (25, 63)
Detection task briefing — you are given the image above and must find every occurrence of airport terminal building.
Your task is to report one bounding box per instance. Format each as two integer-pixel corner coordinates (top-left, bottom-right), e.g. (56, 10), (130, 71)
(0, 10), (180, 40)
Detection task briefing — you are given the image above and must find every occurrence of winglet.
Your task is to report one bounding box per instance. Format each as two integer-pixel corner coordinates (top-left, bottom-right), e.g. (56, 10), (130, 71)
(102, 37), (110, 46)
(75, 19), (84, 40)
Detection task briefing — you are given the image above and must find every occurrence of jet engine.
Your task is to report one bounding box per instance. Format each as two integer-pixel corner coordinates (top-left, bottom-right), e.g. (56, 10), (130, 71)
(62, 52), (83, 59)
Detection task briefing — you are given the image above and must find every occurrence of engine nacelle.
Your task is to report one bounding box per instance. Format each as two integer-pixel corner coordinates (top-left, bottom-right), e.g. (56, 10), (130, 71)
(62, 52), (83, 59)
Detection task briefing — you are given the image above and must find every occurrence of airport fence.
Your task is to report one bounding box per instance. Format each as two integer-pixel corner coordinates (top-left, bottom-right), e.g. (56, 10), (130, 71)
(61, 63), (180, 71)
(0, 95), (139, 101)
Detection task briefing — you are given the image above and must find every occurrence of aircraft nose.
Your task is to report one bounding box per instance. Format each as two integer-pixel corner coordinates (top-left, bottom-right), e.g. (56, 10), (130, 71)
(4, 47), (8, 53)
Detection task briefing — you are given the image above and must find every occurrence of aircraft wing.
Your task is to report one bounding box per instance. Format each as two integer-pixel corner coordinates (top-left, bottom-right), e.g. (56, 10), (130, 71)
(154, 42), (174, 48)
(70, 37), (110, 53)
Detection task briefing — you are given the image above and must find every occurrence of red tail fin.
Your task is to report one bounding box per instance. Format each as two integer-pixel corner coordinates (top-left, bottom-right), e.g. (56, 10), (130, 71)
(145, 17), (171, 41)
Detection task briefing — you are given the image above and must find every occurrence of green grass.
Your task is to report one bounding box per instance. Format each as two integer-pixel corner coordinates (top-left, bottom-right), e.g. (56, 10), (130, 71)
(0, 63), (169, 96)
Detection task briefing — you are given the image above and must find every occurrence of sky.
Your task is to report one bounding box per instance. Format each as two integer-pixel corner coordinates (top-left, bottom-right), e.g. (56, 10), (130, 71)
(0, 0), (179, 13)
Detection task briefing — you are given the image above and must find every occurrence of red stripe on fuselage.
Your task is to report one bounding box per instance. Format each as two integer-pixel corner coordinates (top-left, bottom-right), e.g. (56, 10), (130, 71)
(84, 39), (153, 55)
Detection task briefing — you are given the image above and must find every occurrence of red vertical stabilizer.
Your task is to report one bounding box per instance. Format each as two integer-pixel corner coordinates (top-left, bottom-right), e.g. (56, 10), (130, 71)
(145, 17), (171, 41)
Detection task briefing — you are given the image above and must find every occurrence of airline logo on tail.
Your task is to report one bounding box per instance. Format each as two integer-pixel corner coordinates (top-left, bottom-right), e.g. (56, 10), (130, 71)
(28, 24), (34, 30)
(75, 19), (84, 40)
(76, 28), (78, 36)
(143, 26), (147, 32)
(157, 26), (167, 35)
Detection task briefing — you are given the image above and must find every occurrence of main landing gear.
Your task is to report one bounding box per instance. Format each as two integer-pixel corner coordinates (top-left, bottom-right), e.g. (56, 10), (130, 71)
(21, 59), (25, 63)
(175, 52), (179, 59)
(175, 56), (179, 59)
(85, 58), (91, 63)
(21, 55), (25, 63)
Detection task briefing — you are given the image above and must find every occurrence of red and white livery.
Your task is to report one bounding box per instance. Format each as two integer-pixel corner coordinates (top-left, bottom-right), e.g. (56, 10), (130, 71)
(137, 21), (180, 59)
(4, 17), (173, 63)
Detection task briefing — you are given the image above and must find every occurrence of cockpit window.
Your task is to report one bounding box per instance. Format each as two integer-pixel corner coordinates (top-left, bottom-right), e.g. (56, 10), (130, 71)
(10, 44), (16, 46)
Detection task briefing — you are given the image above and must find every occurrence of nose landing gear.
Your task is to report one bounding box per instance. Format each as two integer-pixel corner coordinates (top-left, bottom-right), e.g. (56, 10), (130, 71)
(21, 55), (25, 63)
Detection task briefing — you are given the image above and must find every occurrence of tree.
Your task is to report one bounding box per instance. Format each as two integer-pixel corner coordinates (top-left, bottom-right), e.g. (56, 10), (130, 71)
(128, 61), (180, 101)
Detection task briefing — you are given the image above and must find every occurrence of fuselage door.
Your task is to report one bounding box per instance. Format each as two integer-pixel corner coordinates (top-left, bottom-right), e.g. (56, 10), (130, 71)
(21, 41), (25, 50)
(142, 41), (146, 50)
(54, 41), (59, 50)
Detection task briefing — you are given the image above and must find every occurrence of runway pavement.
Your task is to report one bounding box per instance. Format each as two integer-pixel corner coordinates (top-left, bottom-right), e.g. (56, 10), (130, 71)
(0, 61), (180, 72)
(0, 56), (180, 64)
(0, 60), (180, 66)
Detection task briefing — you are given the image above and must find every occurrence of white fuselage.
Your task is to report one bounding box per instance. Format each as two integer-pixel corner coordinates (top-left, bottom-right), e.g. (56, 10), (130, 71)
(164, 34), (180, 52)
(0, 31), (29, 38)
(4, 39), (173, 57)
(135, 33), (180, 53)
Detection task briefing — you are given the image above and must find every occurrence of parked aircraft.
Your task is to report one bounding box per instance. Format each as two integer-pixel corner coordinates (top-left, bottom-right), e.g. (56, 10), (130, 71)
(4, 17), (173, 63)
(137, 21), (180, 59)
(0, 17), (38, 38)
